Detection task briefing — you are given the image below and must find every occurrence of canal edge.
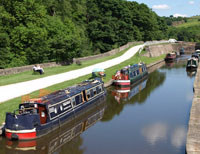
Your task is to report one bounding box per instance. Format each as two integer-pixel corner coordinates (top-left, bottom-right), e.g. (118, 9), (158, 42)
(104, 59), (165, 88)
(186, 64), (200, 153)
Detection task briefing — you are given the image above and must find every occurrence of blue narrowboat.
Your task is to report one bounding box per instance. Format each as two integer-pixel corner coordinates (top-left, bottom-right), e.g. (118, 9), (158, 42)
(5, 78), (106, 140)
(5, 98), (106, 152)
(112, 62), (148, 86)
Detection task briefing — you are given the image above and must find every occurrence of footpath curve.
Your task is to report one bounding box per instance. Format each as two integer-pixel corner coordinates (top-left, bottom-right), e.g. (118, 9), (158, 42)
(0, 44), (145, 103)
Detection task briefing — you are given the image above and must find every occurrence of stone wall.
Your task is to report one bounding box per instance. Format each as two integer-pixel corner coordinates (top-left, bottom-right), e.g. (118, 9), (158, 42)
(0, 62), (61, 76)
(143, 42), (196, 57)
(186, 65), (200, 153)
(73, 41), (143, 63)
(0, 41), (143, 76)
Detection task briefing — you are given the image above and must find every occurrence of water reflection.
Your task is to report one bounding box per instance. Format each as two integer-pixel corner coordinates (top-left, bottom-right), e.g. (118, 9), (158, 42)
(142, 123), (187, 149)
(171, 126), (187, 148)
(112, 78), (148, 103)
(1, 97), (106, 154)
(102, 70), (166, 122)
(142, 122), (168, 145)
(186, 70), (196, 78)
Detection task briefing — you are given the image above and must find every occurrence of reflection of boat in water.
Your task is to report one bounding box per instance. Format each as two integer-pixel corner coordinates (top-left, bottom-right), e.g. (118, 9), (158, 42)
(165, 61), (175, 67)
(112, 62), (148, 86)
(186, 70), (196, 78)
(112, 78), (148, 103)
(5, 78), (106, 140)
(5, 98), (106, 153)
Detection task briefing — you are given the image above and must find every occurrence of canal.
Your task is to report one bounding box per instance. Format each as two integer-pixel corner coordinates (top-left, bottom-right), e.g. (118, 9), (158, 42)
(0, 56), (195, 154)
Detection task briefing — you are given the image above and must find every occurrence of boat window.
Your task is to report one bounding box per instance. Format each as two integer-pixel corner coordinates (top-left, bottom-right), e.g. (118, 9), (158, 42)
(99, 85), (102, 92)
(75, 95), (82, 105)
(41, 111), (45, 117)
(130, 72), (133, 78)
(54, 108), (57, 114)
(72, 97), (76, 107)
(60, 105), (63, 111)
(90, 89), (94, 97)
(49, 107), (54, 113)
(93, 88), (97, 95)
(87, 91), (91, 99)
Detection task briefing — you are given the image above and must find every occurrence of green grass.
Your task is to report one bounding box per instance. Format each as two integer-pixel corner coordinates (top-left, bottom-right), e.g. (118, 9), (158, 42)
(0, 51), (165, 124)
(0, 44), (141, 86)
(175, 17), (200, 28)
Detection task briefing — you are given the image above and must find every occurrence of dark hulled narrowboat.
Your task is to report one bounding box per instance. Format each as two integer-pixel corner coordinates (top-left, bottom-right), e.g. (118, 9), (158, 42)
(112, 62), (148, 86)
(5, 78), (106, 140)
(186, 57), (199, 70)
(5, 98), (106, 153)
(165, 52), (176, 61)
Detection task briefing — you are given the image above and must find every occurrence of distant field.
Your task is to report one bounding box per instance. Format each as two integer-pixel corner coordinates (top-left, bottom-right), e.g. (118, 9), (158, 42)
(175, 17), (200, 28)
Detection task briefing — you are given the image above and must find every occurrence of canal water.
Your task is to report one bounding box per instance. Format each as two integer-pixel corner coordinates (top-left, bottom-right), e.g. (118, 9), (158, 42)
(0, 56), (195, 154)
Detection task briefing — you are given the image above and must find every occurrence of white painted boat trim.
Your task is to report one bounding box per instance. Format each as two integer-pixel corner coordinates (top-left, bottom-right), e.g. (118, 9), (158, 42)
(113, 80), (130, 83)
(116, 90), (130, 93)
(5, 128), (36, 133)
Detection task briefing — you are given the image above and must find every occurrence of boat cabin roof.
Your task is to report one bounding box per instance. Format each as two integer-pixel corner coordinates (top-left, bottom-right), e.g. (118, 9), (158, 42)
(24, 78), (103, 106)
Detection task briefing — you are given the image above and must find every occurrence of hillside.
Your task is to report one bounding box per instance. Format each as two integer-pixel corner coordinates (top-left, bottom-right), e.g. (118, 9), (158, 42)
(0, 0), (169, 69)
(175, 16), (200, 28)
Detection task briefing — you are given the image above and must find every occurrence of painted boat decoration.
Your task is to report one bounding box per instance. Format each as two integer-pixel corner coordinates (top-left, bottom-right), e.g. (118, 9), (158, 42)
(5, 98), (106, 153)
(112, 78), (147, 103)
(5, 77), (106, 140)
(186, 57), (199, 70)
(165, 52), (176, 61)
(112, 62), (148, 86)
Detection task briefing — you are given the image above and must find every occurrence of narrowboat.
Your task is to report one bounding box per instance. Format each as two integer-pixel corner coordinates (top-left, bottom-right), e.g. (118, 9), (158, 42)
(5, 98), (106, 153)
(180, 47), (185, 55)
(195, 49), (200, 56)
(5, 77), (106, 140)
(112, 78), (147, 103)
(186, 57), (198, 70)
(112, 62), (148, 87)
(165, 52), (176, 61)
(191, 53), (200, 62)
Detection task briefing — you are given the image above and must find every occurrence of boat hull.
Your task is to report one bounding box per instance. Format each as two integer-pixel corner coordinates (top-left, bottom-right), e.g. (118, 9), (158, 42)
(5, 90), (106, 140)
(113, 71), (148, 87)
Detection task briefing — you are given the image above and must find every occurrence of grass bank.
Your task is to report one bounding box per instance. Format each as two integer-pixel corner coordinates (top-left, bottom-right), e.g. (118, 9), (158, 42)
(0, 44), (140, 86)
(0, 51), (165, 124)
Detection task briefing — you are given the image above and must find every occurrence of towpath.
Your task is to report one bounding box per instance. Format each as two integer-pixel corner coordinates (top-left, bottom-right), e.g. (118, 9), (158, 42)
(0, 41), (169, 103)
(0, 45), (145, 103)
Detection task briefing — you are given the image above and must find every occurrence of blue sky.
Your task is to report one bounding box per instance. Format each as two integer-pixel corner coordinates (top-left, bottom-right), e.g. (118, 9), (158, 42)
(128, 0), (200, 17)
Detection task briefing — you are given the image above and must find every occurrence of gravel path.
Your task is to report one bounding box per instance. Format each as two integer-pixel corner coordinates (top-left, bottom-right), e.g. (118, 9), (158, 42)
(0, 44), (145, 103)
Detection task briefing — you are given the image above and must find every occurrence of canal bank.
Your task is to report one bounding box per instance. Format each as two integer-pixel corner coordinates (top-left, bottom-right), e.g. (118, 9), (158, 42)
(104, 59), (165, 87)
(186, 65), (200, 153)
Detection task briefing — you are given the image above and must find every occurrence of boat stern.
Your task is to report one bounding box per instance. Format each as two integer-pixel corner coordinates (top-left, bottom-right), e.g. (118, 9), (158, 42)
(5, 112), (40, 140)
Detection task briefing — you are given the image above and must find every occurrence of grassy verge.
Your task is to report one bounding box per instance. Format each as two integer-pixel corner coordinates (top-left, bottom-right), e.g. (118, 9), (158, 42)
(0, 52), (165, 124)
(0, 44), (141, 86)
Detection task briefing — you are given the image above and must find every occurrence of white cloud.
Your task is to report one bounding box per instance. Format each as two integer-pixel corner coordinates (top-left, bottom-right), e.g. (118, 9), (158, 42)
(152, 4), (170, 10)
(173, 13), (188, 17)
(189, 1), (195, 4)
